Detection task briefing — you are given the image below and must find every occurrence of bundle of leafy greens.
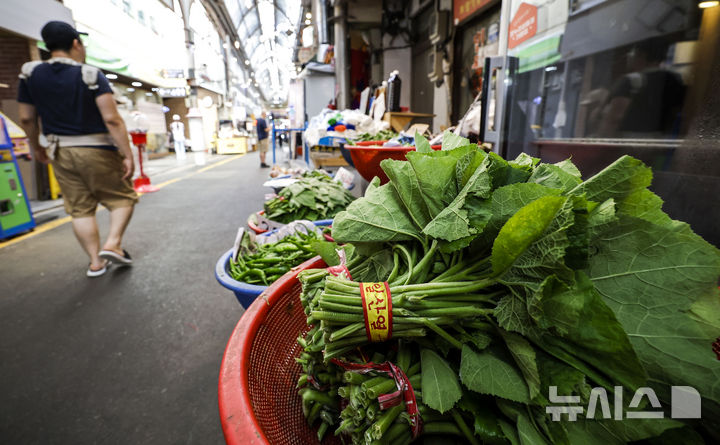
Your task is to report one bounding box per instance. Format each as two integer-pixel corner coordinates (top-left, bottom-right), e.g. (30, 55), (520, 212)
(351, 129), (399, 143)
(264, 171), (356, 223)
(293, 131), (720, 444)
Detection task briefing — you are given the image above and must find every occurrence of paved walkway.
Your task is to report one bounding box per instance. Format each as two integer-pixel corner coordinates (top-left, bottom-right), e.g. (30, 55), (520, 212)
(1, 151), (269, 444)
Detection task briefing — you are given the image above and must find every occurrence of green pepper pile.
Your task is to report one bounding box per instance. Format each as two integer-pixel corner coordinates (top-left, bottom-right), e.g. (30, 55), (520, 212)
(229, 230), (328, 285)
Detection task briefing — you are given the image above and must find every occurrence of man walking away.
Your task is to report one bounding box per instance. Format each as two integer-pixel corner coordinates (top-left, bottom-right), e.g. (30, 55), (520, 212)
(256, 111), (270, 168)
(18, 21), (137, 277)
(170, 114), (187, 162)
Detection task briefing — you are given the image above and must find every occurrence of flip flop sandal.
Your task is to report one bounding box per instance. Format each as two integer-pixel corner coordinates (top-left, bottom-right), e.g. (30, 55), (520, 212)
(99, 249), (133, 266)
(87, 260), (111, 277)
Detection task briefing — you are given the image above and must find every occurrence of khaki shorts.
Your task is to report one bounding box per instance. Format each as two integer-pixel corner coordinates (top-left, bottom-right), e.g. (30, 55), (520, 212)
(52, 146), (138, 218)
(257, 138), (269, 153)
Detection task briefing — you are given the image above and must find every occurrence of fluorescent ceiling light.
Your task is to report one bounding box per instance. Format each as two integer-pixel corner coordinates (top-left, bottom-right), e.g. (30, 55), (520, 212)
(305, 19), (311, 25)
(245, 60), (250, 65)
(234, 40), (240, 49)
(145, 92), (153, 96)
(699, 1), (719, 8)
(131, 81), (142, 87)
(127, 88), (135, 92)
(106, 73), (118, 79)
(306, 12), (312, 19)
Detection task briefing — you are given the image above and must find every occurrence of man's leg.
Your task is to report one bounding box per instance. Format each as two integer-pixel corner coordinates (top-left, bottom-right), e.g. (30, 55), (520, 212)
(102, 206), (134, 255)
(71, 216), (104, 269)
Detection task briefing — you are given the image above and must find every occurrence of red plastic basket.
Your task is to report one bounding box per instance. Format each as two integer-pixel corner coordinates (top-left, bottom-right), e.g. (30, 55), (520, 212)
(218, 256), (340, 445)
(346, 143), (441, 184)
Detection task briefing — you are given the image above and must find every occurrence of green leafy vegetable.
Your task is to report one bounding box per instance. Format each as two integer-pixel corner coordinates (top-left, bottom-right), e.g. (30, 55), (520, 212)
(421, 349), (463, 413)
(263, 171), (355, 223)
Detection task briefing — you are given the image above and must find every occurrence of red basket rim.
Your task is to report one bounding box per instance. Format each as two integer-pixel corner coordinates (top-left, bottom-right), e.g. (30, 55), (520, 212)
(218, 256), (327, 445)
(344, 144), (442, 150)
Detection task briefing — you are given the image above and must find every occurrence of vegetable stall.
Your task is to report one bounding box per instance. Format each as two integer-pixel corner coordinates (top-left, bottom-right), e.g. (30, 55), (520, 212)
(219, 131), (720, 445)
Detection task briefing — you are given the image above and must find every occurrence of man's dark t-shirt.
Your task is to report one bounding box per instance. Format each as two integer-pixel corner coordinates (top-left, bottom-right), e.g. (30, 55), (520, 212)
(256, 117), (268, 140)
(17, 62), (113, 137)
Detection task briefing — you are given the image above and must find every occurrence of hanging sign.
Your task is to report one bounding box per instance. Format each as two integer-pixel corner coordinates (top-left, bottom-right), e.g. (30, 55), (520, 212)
(508, 2), (538, 49)
(453, 0), (495, 26)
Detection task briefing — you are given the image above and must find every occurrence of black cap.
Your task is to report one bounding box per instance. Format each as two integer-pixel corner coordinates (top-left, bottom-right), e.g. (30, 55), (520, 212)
(41, 21), (87, 52)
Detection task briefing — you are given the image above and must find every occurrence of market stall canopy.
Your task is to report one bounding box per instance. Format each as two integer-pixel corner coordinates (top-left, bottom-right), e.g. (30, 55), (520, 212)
(223, 0), (302, 105)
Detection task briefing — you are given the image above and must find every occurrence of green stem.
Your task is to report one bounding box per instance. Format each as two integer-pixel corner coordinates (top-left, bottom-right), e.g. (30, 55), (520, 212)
(387, 250), (400, 284)
(408, 239), (438, 283)
(451, 409), (480, 445)
(330, 322), (365, 341)
(369, 404), (404, 441)
(423, 422), (464, 436)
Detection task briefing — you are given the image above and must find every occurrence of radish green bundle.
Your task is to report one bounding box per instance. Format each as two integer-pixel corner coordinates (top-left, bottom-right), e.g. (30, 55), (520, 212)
(294, 132), (720, 444)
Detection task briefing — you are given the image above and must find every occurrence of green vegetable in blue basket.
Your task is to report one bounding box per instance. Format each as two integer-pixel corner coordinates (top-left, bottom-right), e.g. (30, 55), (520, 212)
(264, 171), (356, 224)
(229, 229), (339, 285)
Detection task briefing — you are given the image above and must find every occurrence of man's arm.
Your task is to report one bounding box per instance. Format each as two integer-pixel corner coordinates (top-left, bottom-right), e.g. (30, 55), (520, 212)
(95, 93), (134, 179)
(18, 103), (49, 163)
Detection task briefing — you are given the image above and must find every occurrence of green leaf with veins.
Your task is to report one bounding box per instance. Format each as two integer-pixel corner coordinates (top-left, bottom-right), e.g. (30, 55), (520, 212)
(586, 214), (720, 416)
(457, 392), (509, 445)
(421, 349), (463, 413)
(509, 152), (540, 169)
(382, 159), (432, 229)
(565, 418), (684, 445)
(332, 178), (421, 243)
(528, 163), (582, 192)
(500, 329), (541, 400)
(423, 157), (492, 244)
(568, 155), (652, 203)
(414, 131), (432, 153)
(442, 131), (471, 150)
(553, 159), (582, 178)
(528, 273), (646, 392)
(491, 195), (569, 282)
(456, 149), (489, 188)
(472, 183), (563, 248)
(461, 344), (530, 403)
(406, 146), (473, 219)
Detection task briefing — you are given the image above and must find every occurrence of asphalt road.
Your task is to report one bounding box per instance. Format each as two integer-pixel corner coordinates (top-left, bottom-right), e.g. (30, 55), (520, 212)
(0, 152), (269, 444)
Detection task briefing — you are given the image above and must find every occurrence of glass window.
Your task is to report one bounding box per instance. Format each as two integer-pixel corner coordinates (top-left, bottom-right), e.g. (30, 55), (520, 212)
(498, 0), (720, 247)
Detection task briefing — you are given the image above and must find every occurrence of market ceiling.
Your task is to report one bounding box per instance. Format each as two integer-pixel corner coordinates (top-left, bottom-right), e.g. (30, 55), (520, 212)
(223, 0), (301, 105)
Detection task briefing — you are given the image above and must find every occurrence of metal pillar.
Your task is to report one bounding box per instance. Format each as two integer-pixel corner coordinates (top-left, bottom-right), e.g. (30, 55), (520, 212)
(178, 0), (205, 160)
(334, 0), (350, 110)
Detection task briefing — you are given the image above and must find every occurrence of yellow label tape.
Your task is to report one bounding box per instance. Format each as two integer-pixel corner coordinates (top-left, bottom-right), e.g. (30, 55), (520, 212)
(359, 282), (393, 342)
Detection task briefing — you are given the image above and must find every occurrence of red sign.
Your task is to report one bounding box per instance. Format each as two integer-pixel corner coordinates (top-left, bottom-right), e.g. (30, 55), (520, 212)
(508, 2), (538, 49)
(453, 0), (494, 25)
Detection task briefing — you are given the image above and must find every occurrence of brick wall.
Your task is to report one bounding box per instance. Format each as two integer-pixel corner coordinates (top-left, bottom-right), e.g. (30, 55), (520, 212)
(0, 32), (33, 102)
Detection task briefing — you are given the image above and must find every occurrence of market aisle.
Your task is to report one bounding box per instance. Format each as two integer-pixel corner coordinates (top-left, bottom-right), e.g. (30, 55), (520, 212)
(0, 153), (268, 444)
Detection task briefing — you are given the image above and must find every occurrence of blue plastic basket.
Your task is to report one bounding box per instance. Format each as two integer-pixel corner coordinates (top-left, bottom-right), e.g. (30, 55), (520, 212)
(215, 220), (333, 308)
